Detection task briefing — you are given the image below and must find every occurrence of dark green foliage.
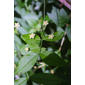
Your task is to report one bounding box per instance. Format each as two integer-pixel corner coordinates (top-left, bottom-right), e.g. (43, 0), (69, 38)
(14, 0), (71, 85)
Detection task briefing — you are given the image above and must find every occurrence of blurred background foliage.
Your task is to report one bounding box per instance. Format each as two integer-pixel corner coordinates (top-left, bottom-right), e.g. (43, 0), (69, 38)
(14, 0), (71, 85)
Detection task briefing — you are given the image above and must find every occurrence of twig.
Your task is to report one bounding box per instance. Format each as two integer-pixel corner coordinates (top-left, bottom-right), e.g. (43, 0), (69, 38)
(58, 0), (71, 10)
(59, 32), (66, 51)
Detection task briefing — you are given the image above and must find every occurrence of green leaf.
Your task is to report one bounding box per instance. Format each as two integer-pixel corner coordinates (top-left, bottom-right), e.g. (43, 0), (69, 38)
(32, 82), (38, 85)
(47, 6), (58, 25)
(14, 78), (27, 85)
(55, 50), (61, 57)
(21, 33), (41, 53)
(59, 8), (68, 16)
(25, 0), (32, 8)
(31, 73), (61, 85)
(14, 17), (29, 29)
(57, 26), (64, 32)
(40, 48), (52, 59)
(65, 25), (71, 42)
(15, 7), (28, 17)
(58, 8), (69, 27)
(43, 27), (64, 42)
(17, 27), (28, 35)
(48, 7), (69, 27)
(65, 49), (71, 56)
(20, 44), (40, 55)
(15, 52), (38, 74)
(44, 16), (50, 22)
(23, 13), (39, 27)
(14, 34), (23, 51)
(29, 45), (40, 53)
(21, 33), (40, 46)
(20, 44), (29, 55)
(43, 53), (65, 66)
(14, 34), (22, 46)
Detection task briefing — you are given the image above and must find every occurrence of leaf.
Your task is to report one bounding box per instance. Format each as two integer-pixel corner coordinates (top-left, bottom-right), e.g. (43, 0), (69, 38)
(48, 7), (69, 27)
(14, 55), (19, 64)
(21, 33), (40, 46)
(23, 13), (39, 27)
(31, 73), (61, 85)
(29, 45), (40, 53)
(15, 52), (38, 74)
(55, 50), (61, 57)
(17, 27), (28, 35)
(20, 44), (29, 55)
(57, 26), (64, 32)
(60, 8), (68, 16)
(65, 25), (71, 41)
(14, 34), (23, 51)
(20, 44), (40, 55)
(14, 34), (22, 46)
(21, 34), (41, 53)
(15, 7), (28, 17)
(40, 48), (52, 59)
(47, 6), (58, 25)
(43, 27), (64, 42)
(32, 82), (38, 85)
(43, 53), (65, 66)
(58, 8), (69, 27)
(14, 17), (29, 29)
(14, 78), (27, 85)
(25, 0), (32, 7)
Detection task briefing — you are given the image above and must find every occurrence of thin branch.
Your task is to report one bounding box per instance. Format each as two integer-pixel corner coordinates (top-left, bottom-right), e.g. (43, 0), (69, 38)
(58, 0), (71, 10)
(59, 32), (67, 51)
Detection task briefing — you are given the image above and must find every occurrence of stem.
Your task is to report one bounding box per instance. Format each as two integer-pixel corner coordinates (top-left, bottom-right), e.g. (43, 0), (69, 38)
(40, 0), (46, 54)
(25, 0), (28, 10)
(59, 32), (66, 51)
(39, 35), (43, 54)
(39, 26), (44, 53)
(44, 0), (45, 20)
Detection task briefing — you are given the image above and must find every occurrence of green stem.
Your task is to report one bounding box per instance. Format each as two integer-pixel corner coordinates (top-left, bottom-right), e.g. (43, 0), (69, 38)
(44, 0), (45, 20)
(39, 27), (44, 54)
(40, 39), (43, 53)
(39, 0), (45, 54)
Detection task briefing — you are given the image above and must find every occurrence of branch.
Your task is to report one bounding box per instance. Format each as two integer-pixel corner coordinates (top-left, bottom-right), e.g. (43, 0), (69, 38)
(58, 0), (71, 10)
(59, 32), (67, 51)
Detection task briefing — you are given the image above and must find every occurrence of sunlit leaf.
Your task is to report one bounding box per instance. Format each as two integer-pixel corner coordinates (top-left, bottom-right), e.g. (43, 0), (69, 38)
(21, 33), (40, 46)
